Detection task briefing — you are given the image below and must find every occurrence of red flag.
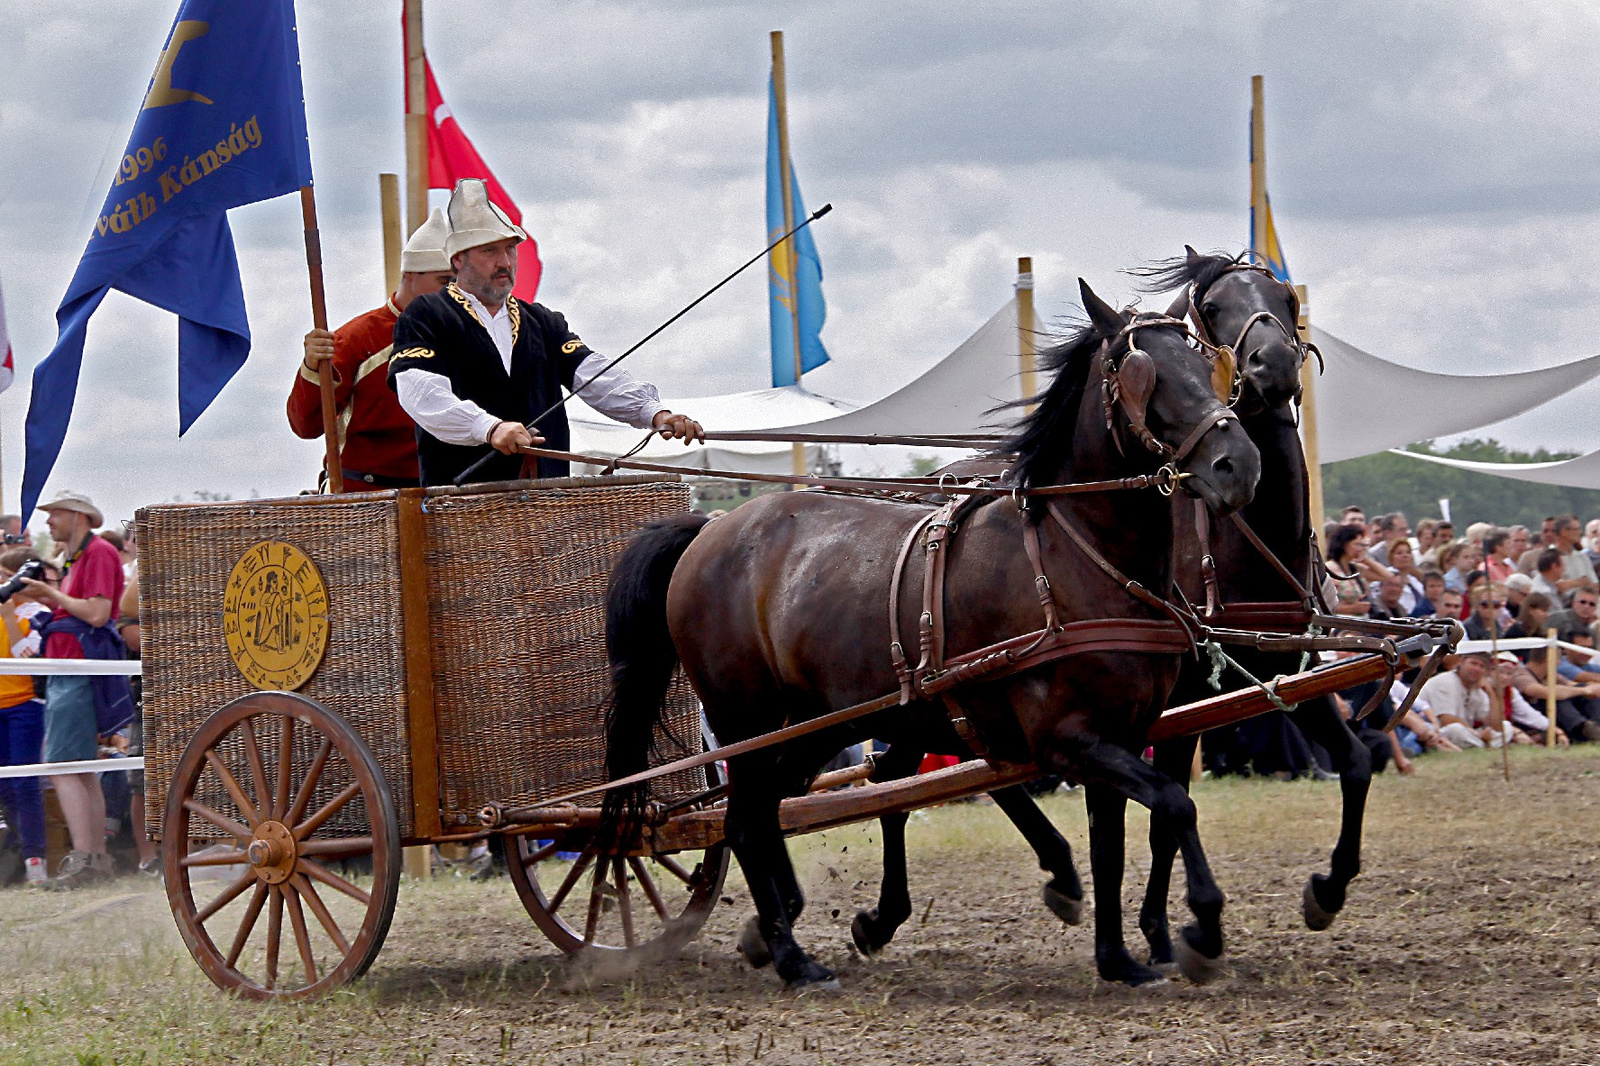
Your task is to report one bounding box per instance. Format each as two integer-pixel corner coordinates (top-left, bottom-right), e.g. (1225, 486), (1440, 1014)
(0, 274), (13, 393)
(422, 61), (542, 300)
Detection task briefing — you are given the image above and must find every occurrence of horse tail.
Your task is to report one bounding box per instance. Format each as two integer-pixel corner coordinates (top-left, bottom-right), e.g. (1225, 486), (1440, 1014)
(598, 512), (710, 846)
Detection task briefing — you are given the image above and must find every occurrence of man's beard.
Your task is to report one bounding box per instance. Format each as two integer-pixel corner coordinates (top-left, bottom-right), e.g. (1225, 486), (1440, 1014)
(463, 270), (514, 305)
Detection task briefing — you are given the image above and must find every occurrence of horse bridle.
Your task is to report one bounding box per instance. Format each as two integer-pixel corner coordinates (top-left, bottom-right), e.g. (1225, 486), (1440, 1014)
(1179, 261), (1323, 407)
(1099, 312), (1236, 475)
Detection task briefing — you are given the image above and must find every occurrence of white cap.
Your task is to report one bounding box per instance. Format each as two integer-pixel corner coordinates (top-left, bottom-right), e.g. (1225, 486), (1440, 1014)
(401, 206), (451, 273)
(444, 178), (526, 259)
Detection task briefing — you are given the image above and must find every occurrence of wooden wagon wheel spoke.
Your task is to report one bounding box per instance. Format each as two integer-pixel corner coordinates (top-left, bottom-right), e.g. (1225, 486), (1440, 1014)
(294, 781), (361, 840)
(655, 853), (694, 885)
(194, 869), (258, 924)
(265, 885), (284, 991)
(547, 851), (594, 912)
(297, 836), (375, 859)
(241, 720), (273, 822)
(298, 857), (372, 906)
(282, 880), (320, 984)
(273, 717), (295, 821)
(612, 858), (636, 949)
(204, 750), (261, 829)
(165, 693), (400, 1002)
(627, 856), (671, 922)
(582, 861), (608, 945)
(290, 872), (350, 955)
(183, 797), (252, 842)
(179, 848), (249, 868)
(523, 839), (562, 865)
(284, 737), (333, 827)
(225, 882), (271, 968)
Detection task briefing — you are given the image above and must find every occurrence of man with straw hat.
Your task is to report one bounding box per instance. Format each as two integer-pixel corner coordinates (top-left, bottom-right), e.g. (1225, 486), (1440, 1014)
(389, 179), (702, 486)
(16, 490), (132, 889)
(288, 206), (456, 488)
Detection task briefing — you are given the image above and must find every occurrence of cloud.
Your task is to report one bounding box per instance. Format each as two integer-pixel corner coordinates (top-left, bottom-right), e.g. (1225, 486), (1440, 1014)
(2, 0), (1599, 526)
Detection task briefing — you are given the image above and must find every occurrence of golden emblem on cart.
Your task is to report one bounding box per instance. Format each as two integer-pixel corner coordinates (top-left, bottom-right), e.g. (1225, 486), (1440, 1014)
(222, 540), (330, 691)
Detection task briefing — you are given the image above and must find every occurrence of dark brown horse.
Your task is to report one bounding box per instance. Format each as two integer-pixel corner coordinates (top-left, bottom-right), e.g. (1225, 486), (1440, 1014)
(600, 280), (1260, 989)
(1134, 250), (1379, 966)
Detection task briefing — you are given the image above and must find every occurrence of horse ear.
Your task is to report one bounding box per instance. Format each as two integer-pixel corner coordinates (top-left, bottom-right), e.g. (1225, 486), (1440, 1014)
(1165, 289), (1190, 319)
(1184, 244), (1201, 263)
(1078, 278), (1123, 335)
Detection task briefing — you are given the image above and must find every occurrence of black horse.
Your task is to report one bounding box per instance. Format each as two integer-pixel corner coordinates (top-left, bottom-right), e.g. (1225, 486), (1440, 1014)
(600, 280), (1259, 990)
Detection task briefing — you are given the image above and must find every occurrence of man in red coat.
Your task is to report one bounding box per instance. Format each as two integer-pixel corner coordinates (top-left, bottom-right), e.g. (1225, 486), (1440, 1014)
(287, 207), (454, 488)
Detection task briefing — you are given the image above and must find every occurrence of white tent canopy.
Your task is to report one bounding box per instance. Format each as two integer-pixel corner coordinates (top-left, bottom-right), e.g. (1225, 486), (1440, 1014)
(1387, 446), (1600, 490)
(1312, 326), (1600, 464)
(569, 295), (1040, 471)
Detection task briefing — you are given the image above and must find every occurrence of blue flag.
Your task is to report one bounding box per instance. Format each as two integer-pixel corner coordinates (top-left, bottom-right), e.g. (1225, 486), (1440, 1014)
(21, 0), (313, 520)
(766, 79), (828, 388)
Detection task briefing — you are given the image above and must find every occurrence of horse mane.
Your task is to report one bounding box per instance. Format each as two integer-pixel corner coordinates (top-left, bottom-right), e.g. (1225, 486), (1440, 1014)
(1131, 249), (1244, 299)
(998, 314), (1121, 497)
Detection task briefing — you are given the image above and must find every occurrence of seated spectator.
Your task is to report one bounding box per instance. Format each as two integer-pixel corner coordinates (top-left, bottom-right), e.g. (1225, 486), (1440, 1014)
(1410, 570), (1447, 617)
(1431, 588), (1465, 623)
(1419, 651), (1527, 749)
(1491, 653), (1566, 746)
(1549, 590), (1600, 646)
(1553, 514), (1600, 600)
(1484, 529), (1515, 583)
(1379, 538), (1427, 612)
(1463, 586), (1509, 642)
(1518, 517), (1558, 575)
(1325, 525), (1380, 615)
(1506, 524), (1531, 567)
(1370, 574), (1408, 620)
(1510, 639), (1600, 742)
(1504, 572), (1534, 615)
(1423, 521), (1457, 569)
(1340, 505), (1366, 528)
(1414, 518), (1439, 561)
(1503, 591), (1553, 645)
(1368, 513), (1409, 566)
(1464, 521), (1493, 551)
(1532, 548), (1564, 602)
(1441, 540), (1482, 594)
(1393, 676), (1463, 754)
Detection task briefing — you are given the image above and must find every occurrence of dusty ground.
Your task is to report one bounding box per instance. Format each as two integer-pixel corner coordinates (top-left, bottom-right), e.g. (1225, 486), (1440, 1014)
(4, 746), (1600, 1065)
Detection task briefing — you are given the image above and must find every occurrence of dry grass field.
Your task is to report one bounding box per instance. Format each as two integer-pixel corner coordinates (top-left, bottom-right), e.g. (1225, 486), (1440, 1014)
(3, 746), (1600, 1065)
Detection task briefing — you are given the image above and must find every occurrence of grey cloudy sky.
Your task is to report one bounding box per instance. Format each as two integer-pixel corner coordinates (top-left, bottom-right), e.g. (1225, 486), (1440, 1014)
(2, 0), (1598, 527)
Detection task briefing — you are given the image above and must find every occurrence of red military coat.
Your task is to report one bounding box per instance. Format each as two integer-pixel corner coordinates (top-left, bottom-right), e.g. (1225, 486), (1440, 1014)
(286, 297), (420, 483)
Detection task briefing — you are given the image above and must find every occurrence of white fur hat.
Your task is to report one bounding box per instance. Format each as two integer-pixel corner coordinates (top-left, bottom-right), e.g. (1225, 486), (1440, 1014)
(444, 178), (526, 259)
(401, 206), (451, 273)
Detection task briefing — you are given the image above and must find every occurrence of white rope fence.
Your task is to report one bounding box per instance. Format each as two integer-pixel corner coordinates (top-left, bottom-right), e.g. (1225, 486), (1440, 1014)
(0, 657), (144, 778)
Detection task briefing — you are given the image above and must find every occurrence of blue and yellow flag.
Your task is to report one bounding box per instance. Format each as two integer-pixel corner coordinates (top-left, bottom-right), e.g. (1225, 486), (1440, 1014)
(22, 0), (313, 519)
(1248, 112), (1291, 284)
(766, 79), (828, 388)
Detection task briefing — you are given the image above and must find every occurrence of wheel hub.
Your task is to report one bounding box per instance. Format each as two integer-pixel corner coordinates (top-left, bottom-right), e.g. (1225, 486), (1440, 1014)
(247, 820), (297, 884)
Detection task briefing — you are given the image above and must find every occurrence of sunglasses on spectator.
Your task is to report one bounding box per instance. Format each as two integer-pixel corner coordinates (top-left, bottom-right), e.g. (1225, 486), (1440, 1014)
(1576, 598), (1597, 607)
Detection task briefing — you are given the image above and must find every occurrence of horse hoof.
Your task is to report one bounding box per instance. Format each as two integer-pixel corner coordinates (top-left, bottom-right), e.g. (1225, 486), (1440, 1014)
(737, 916), (772, 969)
(1303, 878), (1336, 932)
(851, 911), (884, 956)
(1100, 965), (1167, 988)
(1041, 882), (1083, 926)
(786, 963), (840, 993)
(1174, 935), (1224, 986)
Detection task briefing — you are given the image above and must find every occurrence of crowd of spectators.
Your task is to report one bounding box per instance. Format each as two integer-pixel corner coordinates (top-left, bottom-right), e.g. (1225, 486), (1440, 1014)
(1208, 508), (1600, 780)
(0, 494), (150, 891)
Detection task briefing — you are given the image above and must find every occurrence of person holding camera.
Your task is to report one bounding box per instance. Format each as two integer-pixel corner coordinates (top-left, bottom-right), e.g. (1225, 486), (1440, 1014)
(17, 491), (130, 890)
(0, 548), (47, 885)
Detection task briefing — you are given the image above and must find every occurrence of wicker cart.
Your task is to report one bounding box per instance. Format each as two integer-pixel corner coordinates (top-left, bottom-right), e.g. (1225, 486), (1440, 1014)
(140, 474), (1449, 1001)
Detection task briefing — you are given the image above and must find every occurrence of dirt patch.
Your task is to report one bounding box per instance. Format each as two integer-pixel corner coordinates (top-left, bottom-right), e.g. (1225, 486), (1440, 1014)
(4, 747), (1599, 1064)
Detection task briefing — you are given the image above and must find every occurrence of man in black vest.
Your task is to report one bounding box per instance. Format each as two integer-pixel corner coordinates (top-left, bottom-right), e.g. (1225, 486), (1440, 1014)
(389, 179), (702, 485)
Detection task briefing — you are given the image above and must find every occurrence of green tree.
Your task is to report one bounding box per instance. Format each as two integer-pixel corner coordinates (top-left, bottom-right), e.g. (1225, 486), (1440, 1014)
(1321, 439), (1600, 528)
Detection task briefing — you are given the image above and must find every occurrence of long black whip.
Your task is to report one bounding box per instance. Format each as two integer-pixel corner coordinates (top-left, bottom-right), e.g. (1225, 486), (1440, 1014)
(451, 203), (833, 485)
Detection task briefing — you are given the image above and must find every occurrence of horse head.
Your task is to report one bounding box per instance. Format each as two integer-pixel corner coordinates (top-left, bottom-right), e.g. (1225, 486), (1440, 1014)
(1145, 247), (1313, 415)
(1007, 280), (1260, 516)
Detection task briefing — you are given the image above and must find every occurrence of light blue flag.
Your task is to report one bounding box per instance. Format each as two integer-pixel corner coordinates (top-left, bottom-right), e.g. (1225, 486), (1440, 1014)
(766, 79), (828, 387)
(22, 0), (313, 520)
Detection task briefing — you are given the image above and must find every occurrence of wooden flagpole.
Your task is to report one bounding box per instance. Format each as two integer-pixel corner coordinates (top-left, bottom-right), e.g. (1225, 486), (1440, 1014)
(299, 188), (343, 495)
(1546, 627), (1560, 747)
(771, 30), (807, 484)
(404, 0), (428, 236)
(380, 172), (403, 297)
(1017, 257), (1037, 413)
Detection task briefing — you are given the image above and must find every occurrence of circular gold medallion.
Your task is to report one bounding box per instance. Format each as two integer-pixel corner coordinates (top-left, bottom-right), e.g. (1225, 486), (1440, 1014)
(223, 541), (330, 691)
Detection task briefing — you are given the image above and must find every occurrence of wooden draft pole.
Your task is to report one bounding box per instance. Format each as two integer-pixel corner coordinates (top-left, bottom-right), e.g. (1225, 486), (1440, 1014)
(299, 189), (343, 495)
(380, 173), (404, 298)
(771, 30), (807, 485)
(404, 0), (428, 236)
(1016, 257), (1037, 413)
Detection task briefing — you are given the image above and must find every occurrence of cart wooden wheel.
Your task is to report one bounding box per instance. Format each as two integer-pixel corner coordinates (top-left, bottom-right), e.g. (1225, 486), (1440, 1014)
(505, 833), (729, 957)
(162, 691), (402, 1000)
